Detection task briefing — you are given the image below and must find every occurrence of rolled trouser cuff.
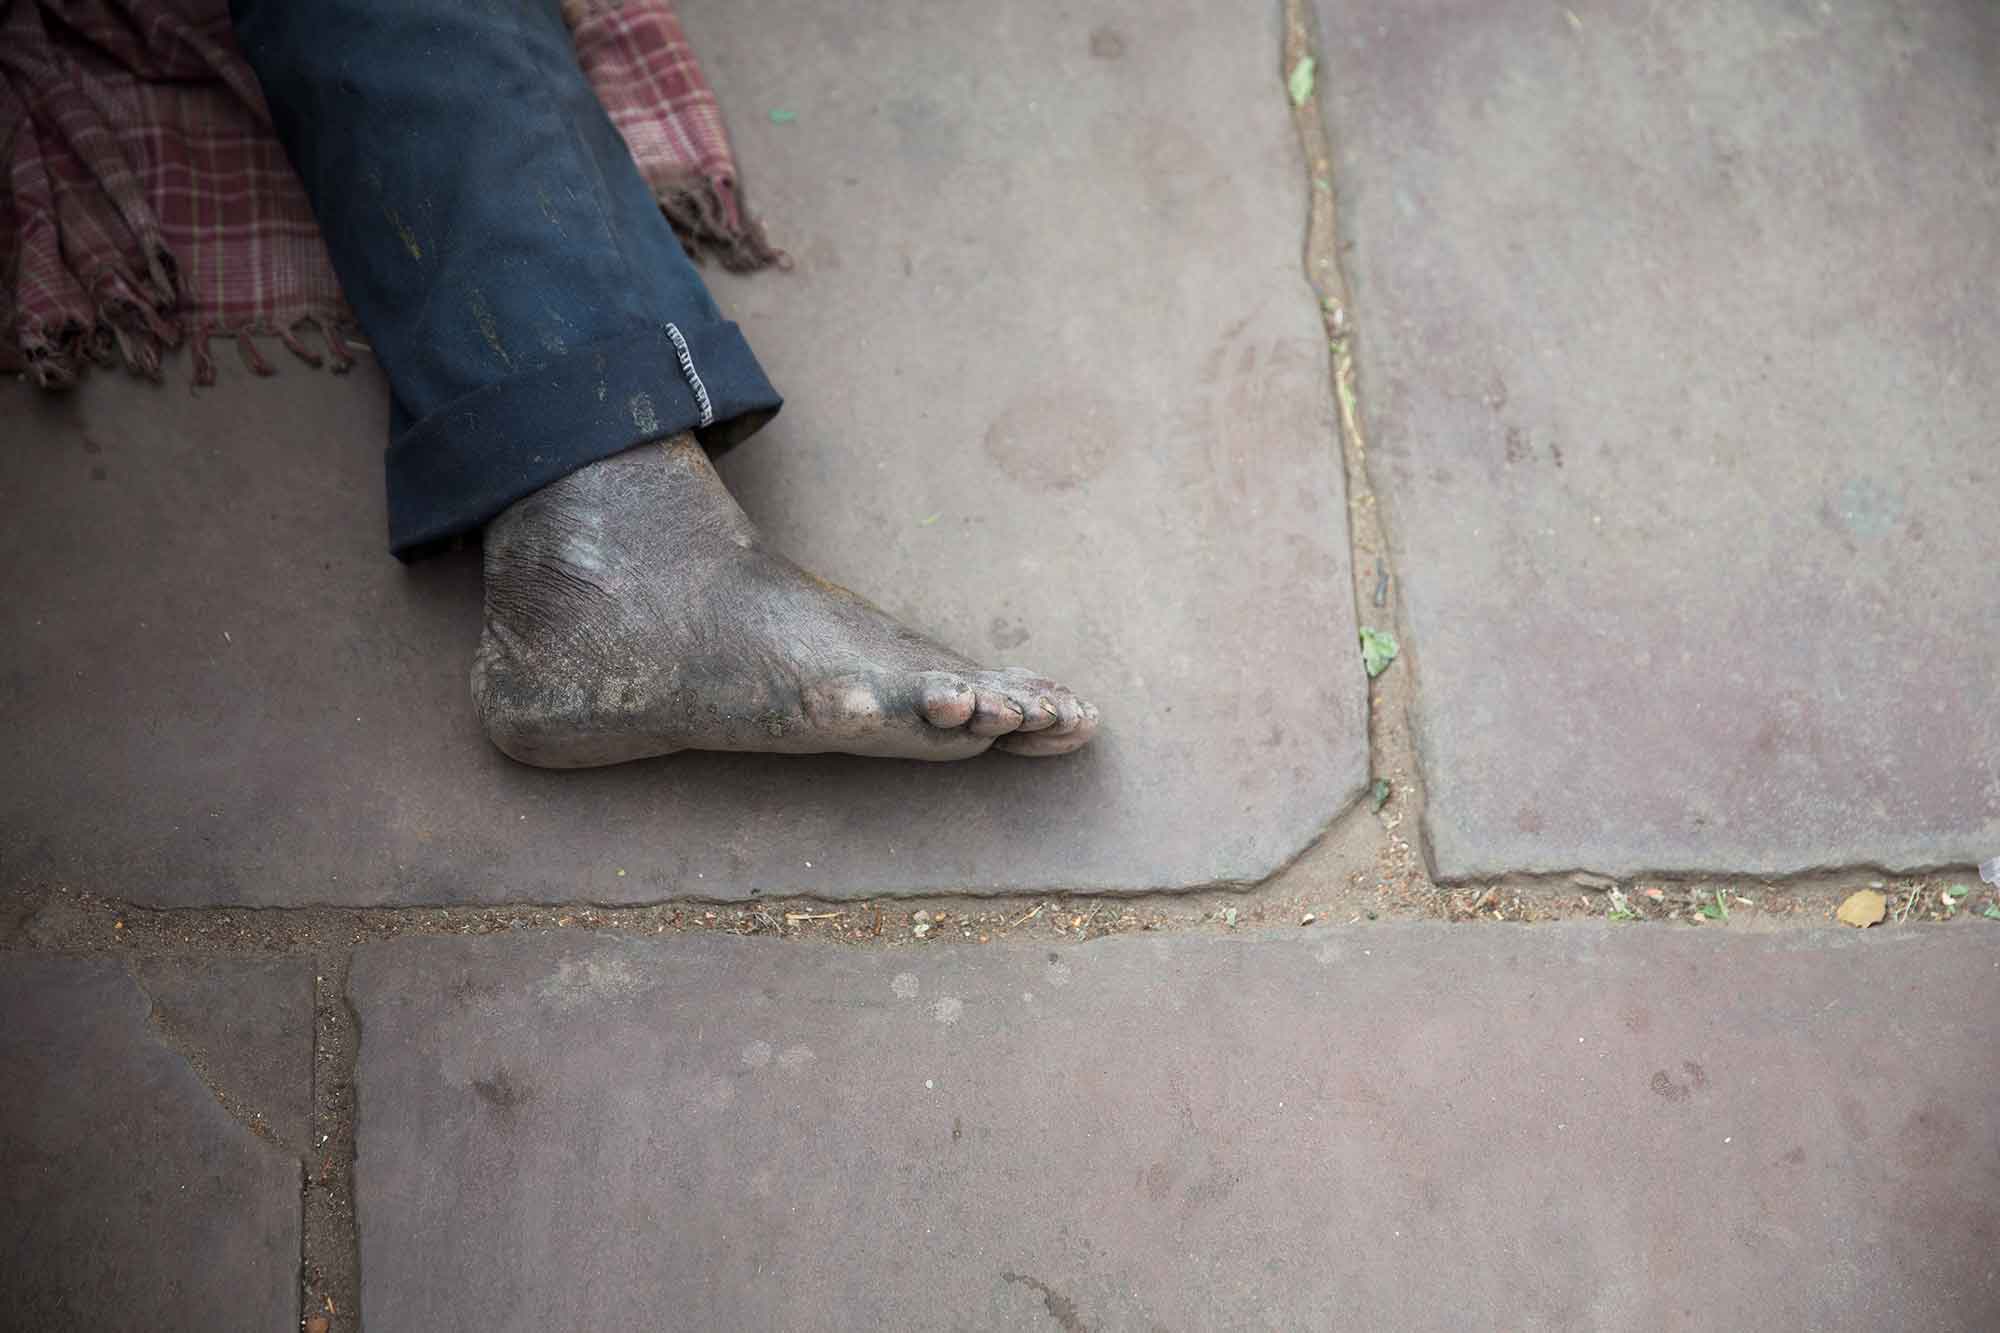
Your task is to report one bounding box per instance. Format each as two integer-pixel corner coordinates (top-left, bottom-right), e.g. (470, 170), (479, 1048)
(384, 319), (780, 559)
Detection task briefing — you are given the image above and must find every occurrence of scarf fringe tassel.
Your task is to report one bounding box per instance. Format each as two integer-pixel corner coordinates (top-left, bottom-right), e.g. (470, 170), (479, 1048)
(24, 304), (367, 390)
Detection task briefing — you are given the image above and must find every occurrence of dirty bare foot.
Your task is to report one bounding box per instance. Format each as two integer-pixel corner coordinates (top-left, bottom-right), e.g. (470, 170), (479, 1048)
(472, 434), (1100, 766)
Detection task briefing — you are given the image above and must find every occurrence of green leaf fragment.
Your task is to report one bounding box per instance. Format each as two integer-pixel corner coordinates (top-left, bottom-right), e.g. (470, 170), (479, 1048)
(1287, 55), (1316, 107)
(1984, 903), (2000, 920)
(769, 109), (797, 124)
(1335, 364), (1358, 420)
(1370, 778), (1391, 811)
(1359, 627), (1398, 677)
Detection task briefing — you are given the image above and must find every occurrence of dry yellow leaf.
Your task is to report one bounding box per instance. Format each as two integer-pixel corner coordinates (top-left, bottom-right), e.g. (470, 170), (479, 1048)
(1836, 889), (1887, 928)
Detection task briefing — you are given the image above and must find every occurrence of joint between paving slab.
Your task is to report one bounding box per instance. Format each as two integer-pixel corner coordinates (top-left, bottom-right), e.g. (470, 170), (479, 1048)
(1279, 0), (1439, 878)
(1459, 859), (1989, 894)
(302, 942), (363, 1331)
(10, 857), (1992, 1333)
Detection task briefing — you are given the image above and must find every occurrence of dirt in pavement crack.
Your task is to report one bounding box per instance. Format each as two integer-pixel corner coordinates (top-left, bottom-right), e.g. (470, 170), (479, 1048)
(1279, 0), (1435, 877)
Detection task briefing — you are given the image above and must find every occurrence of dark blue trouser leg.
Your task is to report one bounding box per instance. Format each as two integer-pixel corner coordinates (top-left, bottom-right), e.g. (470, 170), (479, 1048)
(230, 0), (781, 559)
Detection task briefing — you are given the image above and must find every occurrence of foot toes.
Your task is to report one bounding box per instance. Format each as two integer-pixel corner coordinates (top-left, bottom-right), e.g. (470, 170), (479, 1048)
(996, 719), (1095, 757)
(1045, 691), (1084, 734)
(918, 673), (976, 729)
(1003, 681), (1063, 732)
(968, 688), (1026, 737)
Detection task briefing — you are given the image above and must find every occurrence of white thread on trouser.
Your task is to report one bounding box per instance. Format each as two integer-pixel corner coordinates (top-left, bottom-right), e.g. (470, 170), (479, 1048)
(662, 322), (715, 427)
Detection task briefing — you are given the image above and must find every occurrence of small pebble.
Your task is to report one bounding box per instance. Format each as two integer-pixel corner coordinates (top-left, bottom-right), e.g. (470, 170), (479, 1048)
(1300, 913), (1317, 926)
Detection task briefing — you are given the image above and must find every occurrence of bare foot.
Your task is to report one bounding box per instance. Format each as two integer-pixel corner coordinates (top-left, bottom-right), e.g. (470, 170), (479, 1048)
(471, 434), (1100, 766)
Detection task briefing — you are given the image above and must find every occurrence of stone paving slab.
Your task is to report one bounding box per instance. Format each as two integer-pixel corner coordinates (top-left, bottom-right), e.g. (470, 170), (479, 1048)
(129, 956), (318, 1154)
(352, 926), (1999, 1331)
(1316, 0), (2000, 878)
(0, 0), (1362, 908)
(0, 955), (306, 1330)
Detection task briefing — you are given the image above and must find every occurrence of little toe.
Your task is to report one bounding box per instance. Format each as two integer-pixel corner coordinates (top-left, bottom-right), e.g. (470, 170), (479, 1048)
(918, 673), (976, 729)
(968, 688), (1026, 737)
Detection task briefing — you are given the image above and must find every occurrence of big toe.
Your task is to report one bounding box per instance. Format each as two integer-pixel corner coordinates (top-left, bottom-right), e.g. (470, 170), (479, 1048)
(918, 672), (977, 728)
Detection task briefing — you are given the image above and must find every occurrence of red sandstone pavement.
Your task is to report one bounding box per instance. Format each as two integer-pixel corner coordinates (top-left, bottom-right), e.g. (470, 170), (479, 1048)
(348, 926), (1999, 1331)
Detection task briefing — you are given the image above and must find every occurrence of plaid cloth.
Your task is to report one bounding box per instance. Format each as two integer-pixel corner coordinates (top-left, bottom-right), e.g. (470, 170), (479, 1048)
(0, 0), (778, 389)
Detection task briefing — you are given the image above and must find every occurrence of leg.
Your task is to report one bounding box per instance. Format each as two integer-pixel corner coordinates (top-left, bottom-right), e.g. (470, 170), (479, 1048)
(232, 0), (1098, 763)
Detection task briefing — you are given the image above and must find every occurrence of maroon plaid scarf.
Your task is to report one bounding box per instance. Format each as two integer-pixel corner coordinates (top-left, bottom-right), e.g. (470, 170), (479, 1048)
(0, 0), (778, 388)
